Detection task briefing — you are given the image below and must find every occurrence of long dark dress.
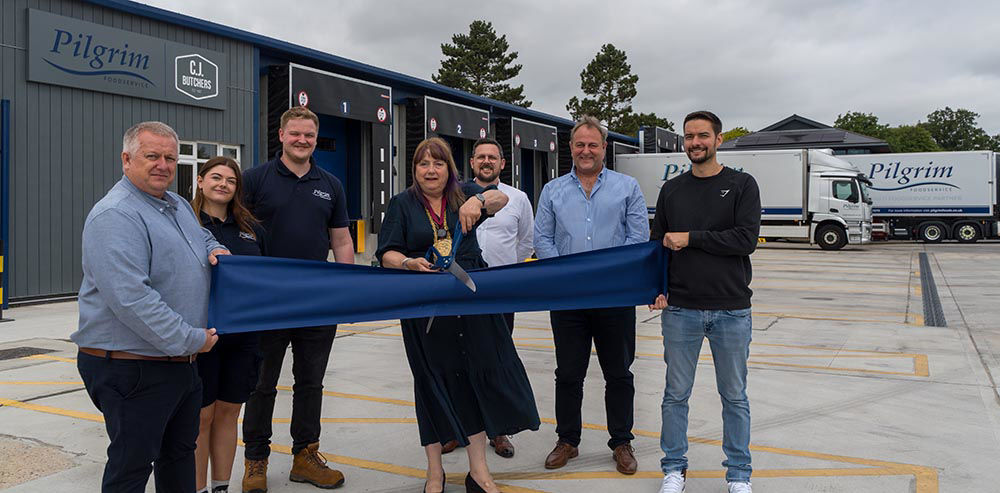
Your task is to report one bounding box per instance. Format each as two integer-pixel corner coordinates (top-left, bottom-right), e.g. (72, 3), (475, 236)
(375, 185), (540, 446)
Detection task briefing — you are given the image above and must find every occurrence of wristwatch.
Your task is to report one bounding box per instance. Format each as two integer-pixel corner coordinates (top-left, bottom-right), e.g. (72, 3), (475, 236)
(475, 192), (486, 206)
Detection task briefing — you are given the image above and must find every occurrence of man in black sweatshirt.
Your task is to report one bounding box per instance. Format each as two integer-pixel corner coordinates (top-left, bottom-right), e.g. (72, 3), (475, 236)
(649, 111), (761, 493)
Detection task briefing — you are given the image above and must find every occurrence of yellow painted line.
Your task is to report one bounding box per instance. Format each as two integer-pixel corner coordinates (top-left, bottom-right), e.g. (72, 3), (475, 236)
(753, 311), (922, 326)
(0, 397), (104, 422)
(0, 381), (83, 385)
(22, 354), (77, 363)
(338, 329), (400, 338)
(257, 441), (545, 493)
(0, 396), (938, 492)
(275, 385), (416, 407)
(270, 418), (417, 424)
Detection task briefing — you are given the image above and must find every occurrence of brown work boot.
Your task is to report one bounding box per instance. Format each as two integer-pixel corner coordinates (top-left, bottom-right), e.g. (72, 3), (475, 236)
(242, 458), (268, 493)
(544, 441), (578, 469)
(290, 443), (345, 489)
(489, 435), (515, 458)
(612, 442), (638, 475)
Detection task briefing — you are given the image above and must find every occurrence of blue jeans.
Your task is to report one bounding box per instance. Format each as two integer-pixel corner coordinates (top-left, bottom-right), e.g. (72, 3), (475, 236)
(660, 306), (752, 482)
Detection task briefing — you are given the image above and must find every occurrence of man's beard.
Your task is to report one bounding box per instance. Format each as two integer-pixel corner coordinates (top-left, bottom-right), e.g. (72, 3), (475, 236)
(686, 146), (715, 164)
(476, 165), (499, 182)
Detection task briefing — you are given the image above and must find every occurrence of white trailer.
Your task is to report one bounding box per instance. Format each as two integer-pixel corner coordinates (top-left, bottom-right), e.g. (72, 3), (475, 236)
(840, 151), (999, 242)
(616, 149), (873, 250)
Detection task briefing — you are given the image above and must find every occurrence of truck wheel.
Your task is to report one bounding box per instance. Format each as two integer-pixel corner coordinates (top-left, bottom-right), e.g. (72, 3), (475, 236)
(918, 222), (946, 243)
(954, 222), (981, 243)
(816, 224), (847, 250)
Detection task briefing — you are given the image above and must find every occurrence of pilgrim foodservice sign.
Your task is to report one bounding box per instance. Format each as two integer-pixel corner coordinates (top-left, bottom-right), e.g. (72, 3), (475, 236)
(27, 9), (227, 110)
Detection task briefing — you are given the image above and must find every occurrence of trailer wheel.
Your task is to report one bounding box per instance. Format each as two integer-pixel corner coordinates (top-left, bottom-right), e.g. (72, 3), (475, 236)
(816, 224), (847, 250)
(918, 222), (946, 243)
(954, 222), (981, 243)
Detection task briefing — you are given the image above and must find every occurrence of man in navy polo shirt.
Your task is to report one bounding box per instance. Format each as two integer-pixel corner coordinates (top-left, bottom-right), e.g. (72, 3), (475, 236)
(241, 106), (354, 492)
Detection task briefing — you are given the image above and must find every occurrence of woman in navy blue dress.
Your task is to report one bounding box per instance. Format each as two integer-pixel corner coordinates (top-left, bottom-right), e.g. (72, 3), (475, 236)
(191, 156), (266, 493)
(377, 138), (539, 493)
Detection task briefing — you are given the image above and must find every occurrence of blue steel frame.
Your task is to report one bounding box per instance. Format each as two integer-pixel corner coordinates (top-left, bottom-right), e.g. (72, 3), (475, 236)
(81, 0), (638, 145)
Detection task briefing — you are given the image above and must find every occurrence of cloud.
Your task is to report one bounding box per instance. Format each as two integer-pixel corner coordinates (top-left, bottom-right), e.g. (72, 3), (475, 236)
(143, 0), (1000, 134)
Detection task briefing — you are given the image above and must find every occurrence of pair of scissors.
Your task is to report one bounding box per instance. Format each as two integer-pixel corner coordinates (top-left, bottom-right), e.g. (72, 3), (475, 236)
(424, 225), (477, 333)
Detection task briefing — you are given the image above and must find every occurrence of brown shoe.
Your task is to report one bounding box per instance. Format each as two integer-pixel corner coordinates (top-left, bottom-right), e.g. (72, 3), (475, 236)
(612, 442), (637, 475)
(242, 458), (268, 493)
(441, 439), (459, 454)
(290, 443), (345, 489)
(544, 441), (578, 469)
(489, 435), (515, 458)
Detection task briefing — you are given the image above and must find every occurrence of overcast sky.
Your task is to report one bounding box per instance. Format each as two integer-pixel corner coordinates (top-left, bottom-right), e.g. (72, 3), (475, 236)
(143, 0), (1000, 134)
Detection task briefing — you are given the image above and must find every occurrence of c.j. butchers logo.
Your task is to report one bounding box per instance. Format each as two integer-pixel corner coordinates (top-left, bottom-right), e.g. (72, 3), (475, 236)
(45, 28), (155, 86)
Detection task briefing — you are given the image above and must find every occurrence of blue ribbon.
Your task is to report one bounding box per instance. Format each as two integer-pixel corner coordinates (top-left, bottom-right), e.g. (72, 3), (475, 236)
(208, 241), (669, 334)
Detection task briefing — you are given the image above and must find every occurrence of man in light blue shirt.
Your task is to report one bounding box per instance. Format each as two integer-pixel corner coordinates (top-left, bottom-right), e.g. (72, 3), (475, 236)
(535, 116), (649, 475)
(71, 121), (229, 493)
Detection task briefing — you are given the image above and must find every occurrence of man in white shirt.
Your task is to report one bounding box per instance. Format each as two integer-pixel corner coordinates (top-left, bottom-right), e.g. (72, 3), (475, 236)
(469, 137), (534, 458)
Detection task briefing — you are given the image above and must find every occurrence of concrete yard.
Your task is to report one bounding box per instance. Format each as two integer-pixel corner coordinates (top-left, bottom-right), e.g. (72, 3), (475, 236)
(1, 241), (999, 492)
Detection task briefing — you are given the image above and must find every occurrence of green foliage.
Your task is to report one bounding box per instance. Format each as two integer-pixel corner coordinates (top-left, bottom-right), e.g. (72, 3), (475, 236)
(566, 44), (642, 134)
(617, 112), (675, 137)
(721, 126), (751, 141)
(834, 111), (889, 139)
(432, 20), (532, 108)
(882, 125), (941, 152)
(920, 107), (994, 151)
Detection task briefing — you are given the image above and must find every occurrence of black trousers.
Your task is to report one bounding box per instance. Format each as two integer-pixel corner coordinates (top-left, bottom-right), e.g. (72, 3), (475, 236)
(243, 326), (337, 459)
(550, 306), (636, 449)
(77, 351), (202, 493)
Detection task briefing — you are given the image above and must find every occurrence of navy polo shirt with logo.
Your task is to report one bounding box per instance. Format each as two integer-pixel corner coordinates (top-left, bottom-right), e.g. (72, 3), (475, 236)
(242, 156), (350, 261)
(199, 211), (265, 257)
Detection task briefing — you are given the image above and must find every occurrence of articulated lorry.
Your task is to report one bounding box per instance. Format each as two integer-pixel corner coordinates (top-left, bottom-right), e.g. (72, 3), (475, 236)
(840, 151), (999, 243)
(616, 149), (873, 250)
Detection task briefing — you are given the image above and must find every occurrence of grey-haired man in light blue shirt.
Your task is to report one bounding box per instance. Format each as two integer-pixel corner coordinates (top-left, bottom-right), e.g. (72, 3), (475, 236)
(71, 121), (229, 493)
(534, 115), (649, 475)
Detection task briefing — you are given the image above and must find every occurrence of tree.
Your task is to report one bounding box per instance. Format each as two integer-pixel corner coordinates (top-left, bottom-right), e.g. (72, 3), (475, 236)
(432, 20), (532, 108)
(617, 112), (675, 137)
(566, 44), (639, 134)
(882, 125), (941, 153)
(722, 126), (752, 141)
(834, 111), (888, 139)
(921, 107), (992, 151)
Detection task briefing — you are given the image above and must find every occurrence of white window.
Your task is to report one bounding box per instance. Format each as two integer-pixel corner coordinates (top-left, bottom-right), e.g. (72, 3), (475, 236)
(177, 141), (241, 201)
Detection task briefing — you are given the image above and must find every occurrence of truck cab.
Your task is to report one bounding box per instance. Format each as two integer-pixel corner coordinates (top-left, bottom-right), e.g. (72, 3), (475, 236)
(807, 150), (873, 249)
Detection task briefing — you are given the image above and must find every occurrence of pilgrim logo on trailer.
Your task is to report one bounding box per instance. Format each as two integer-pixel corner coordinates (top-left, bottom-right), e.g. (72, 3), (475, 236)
(175, 54), (218, 100)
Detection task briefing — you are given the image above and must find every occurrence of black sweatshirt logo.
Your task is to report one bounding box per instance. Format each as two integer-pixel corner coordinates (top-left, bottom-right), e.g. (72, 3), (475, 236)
(720, 189), (731, 198)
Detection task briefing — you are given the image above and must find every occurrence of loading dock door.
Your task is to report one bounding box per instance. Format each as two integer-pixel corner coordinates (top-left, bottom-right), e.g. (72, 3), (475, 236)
(406, 96), (489, 183)
(288, 64), (392, 233)
(509, 117), (557, 206)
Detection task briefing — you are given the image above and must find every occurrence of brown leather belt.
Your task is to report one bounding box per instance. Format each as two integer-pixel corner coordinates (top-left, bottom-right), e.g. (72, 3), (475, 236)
(79, 347), (197, 363)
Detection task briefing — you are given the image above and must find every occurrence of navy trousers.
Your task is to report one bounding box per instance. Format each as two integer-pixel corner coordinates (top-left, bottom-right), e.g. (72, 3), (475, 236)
(550, 306), (637, 450)
(78, 351), (202, 493)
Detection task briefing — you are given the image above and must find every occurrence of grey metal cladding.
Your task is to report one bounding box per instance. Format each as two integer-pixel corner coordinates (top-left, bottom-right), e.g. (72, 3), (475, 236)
(1, 0), (255, 300)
